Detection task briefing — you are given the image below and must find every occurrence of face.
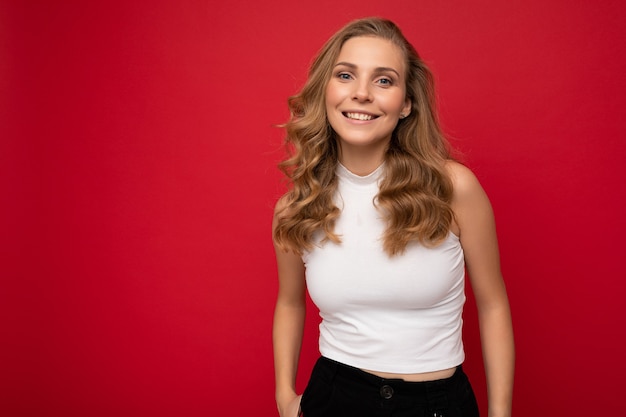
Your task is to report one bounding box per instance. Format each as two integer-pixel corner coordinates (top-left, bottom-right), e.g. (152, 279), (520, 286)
(325, 36), (411, 158)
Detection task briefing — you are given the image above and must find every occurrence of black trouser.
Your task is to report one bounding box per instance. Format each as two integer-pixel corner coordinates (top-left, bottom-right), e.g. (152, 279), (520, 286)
(300, 357), (479, 417)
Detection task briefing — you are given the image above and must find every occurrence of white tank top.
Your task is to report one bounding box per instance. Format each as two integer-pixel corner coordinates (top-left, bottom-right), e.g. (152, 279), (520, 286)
(302, 163), (466, 374)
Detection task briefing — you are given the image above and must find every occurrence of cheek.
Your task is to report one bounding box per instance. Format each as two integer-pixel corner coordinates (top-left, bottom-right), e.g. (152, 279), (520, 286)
(325, 83), (339, 107)
(383, 91), (408, 113)
(325, 86), (344, 123)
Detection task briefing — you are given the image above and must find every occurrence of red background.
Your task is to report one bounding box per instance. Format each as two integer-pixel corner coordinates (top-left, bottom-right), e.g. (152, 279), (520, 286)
(2, 1), (625, 415)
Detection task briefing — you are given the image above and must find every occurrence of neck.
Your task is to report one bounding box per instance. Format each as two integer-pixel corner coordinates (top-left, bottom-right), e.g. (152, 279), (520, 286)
(338, 143), (387, 176)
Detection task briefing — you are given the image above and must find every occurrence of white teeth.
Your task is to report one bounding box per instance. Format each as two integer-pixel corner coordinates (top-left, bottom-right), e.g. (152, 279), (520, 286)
(345, 112), (374, 121)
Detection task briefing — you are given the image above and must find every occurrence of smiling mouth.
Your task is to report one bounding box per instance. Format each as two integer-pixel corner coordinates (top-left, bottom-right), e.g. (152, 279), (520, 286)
(343, 112), (378, 121)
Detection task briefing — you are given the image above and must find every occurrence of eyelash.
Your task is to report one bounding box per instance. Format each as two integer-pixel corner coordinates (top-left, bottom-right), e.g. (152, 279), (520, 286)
(335, 72), (394, 86)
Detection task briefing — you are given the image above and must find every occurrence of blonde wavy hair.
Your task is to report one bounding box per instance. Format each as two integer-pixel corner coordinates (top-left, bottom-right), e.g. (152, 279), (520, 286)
(274, 17), (455, 256)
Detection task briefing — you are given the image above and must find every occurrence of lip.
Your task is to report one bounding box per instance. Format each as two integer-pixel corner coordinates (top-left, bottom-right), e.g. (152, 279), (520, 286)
(341, 110), (380, 122)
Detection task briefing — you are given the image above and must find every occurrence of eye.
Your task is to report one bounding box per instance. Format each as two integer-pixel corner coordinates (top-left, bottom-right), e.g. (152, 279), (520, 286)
(336, 72), (353, 81)
(376, 77), (393, 86)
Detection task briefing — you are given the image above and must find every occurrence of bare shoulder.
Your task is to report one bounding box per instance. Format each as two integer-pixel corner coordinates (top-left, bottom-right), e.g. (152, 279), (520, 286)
(274, 193), (291, 214)
(272, 194), (291, 232)
(444, 160), (485, 201)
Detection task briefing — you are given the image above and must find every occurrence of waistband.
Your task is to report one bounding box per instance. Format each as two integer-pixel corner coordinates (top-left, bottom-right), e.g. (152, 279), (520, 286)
(315, 356), (465, 397)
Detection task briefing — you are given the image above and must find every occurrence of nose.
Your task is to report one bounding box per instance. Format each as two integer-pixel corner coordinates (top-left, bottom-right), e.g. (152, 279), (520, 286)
(352, 79), (372, 102)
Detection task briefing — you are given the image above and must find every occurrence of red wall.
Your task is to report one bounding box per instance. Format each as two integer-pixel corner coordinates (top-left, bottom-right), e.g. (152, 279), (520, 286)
(2, 1), (625, 415)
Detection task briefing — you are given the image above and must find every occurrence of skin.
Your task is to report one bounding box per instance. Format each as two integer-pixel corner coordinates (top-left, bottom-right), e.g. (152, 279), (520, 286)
(446, 161), (515, 417)
(273, 35), (514, 417)
(325, 36), (411, 175)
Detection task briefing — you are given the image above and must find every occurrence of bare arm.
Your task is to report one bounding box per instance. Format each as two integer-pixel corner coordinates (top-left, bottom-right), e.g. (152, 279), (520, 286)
(272, 198), (307, 417)
(448, 162), (515, 417)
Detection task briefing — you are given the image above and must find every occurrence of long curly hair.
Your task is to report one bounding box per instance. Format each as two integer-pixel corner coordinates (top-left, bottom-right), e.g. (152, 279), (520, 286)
(274, 17), (455, 256)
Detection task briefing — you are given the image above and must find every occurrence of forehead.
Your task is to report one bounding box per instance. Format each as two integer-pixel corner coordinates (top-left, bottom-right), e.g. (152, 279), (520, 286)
(335, 36), (406, 74)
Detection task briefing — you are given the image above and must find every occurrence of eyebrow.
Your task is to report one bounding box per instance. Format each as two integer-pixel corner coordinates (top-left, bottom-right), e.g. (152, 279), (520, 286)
(334, 62), (401, 78)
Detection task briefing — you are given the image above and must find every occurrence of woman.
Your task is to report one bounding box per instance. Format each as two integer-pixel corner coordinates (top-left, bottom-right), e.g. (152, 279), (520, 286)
(272, 17), (514, 417)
